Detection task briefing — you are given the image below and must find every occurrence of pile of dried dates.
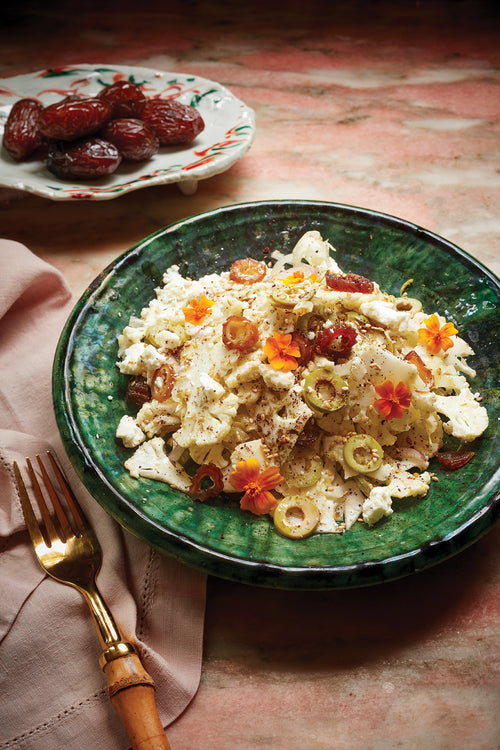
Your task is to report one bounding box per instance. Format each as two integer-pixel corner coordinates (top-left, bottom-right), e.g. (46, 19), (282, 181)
(2, 80), (205, 179)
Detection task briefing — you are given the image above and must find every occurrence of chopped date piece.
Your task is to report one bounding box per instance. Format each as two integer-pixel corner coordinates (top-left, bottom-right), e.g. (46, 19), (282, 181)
(189, 464), (224, 502)
(96, 80), (147, 118)
(3, 98), (43, 161)
(142, 99), (205, 145)
(436, 450), (476, 470)
(46, 138), (122, 180)
(126, 375), (151, 407)
(151, 363), (175, 401)
(229, 258), (267, 284)
(222, 316), (259, 352)
(295, 418), (320, 449)
(39, 98), (112, 141)
(326, 272), (375, 293)
(100, 118), (159, 162)
(291, 330), (314, 365)
(314, 325), (357, 360)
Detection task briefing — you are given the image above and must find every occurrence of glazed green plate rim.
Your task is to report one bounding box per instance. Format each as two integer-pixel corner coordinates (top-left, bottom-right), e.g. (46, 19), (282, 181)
(53, 199), (500, 589)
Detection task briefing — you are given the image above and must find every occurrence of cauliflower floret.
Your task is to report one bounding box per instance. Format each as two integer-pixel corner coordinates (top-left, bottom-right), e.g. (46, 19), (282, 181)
(362, 486), (393, 526)
(117, 342), (166, 378)
(124, 438), (191, 492)
(174, 386), (240, 449)
(224, 351), (264, 390)
(116, 415), (146, 448)
(259, 364), (295, 390)
(136, 400), (180, 437)
(254, 384), (314, 459)
(386, 468), (431, 498)
(117, 316), (146, 355)
(433, 388), (489, 441)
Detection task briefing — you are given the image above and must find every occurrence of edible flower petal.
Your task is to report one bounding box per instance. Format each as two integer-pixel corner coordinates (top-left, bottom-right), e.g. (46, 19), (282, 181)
(229, 458), (283, 515)
(374, 380), (412, 420)
(264, 332), (301, 372)
(418, 313), (458, 355)
(183, 296), (214, 325)
(282, 269), (317, 286)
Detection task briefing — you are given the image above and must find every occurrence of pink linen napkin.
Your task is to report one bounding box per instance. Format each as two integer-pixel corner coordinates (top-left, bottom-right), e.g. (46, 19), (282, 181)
(0, 240), (206, 750)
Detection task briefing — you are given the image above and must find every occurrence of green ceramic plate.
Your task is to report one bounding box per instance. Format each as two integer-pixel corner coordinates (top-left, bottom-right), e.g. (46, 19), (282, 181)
(53, 200), (500, 589)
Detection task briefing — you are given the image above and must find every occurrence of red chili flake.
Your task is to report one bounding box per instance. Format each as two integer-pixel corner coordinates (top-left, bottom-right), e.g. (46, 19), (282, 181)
(436, 451), (476, 470)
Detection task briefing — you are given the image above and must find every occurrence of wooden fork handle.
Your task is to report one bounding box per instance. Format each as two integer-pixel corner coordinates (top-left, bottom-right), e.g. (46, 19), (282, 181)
(103, 653), (171, 749)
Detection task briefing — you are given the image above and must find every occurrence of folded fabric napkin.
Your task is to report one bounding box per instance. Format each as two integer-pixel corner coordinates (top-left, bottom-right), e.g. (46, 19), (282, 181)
(0, 240), (207, 749)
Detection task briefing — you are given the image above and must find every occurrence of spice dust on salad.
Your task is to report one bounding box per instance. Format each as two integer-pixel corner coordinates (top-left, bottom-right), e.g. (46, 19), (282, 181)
(115, 231), (488, 539)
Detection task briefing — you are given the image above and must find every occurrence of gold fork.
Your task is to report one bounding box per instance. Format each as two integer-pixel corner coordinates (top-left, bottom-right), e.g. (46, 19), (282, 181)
(14, 451), (171, 750)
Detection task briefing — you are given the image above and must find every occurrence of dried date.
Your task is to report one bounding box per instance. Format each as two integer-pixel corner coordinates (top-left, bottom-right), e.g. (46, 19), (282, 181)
(39, 98), (112, 141)
(97, 80), (147, 118)
(46, 138), (122, 180)
(126, 376), (151, 407)
(142, 99), (205, 145)
(100, 118), (159, 161)
(3, 79), (206, 181)
(3, 98), (43, 161)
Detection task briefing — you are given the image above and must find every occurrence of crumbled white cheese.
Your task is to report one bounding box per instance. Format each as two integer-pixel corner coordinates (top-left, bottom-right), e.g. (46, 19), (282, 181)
(362, 486), (393, 526)
(116, 415), (146, 448)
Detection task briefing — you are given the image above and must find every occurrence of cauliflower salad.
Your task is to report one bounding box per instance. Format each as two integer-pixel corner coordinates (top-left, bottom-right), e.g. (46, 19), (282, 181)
(115, 231), (488, 539)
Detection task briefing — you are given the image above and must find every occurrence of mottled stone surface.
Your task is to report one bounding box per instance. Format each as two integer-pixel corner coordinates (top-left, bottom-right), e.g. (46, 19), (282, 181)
(1, 1), (498, 747)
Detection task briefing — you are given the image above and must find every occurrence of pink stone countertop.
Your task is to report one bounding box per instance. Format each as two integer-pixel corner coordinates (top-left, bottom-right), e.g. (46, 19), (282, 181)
(1, 2), (499, 748)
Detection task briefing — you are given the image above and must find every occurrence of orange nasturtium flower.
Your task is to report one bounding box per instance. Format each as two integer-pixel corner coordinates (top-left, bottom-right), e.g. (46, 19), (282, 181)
(418, 313), (458, 355)
(182, 296), (214, 325)
(374, 380), (412, 420)
(264, 332), (301, 372)
(229, 458), (284, 515)
(282, 269), (317, 286)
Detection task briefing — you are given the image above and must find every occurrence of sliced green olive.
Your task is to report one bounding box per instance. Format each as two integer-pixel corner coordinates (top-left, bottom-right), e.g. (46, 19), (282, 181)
(303, 369), (348, 413)
(394, 297), (422, 314)
(273, 496), (320, 538)
(282, 450), (323, 488)
(355, 475), (376, 497)
(343, 434), (384, 473)
(297, 311), (326, 335)
(346, 310), (369, 326)
(270, 284), (316, 309)
(370, 326), (394, 353)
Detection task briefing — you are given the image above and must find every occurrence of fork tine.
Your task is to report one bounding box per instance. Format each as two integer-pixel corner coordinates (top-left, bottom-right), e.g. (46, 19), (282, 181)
(25, 457), (60, 544)
(13, 461), (46, 549)
(46, 451), (87, 535)
(35, 454), (73, 540)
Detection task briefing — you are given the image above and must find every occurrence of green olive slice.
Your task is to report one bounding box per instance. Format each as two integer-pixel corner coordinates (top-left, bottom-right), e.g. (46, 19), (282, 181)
(394, 297), (422, 314)
(343, 434), (384, 473)
(303, 369), (348, 413)
(297, 311), (326, 335)
(270, 269), (319, 309)
(270, 285), (316, 309)
(346, 310), (369, 326)
(273, 496), (320, 538)
(282, 450), (323, 488)
(355, 475), (376, 497)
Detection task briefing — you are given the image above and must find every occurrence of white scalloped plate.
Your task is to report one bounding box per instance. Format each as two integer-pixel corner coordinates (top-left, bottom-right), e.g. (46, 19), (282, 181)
(0, 64), (255, 201)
